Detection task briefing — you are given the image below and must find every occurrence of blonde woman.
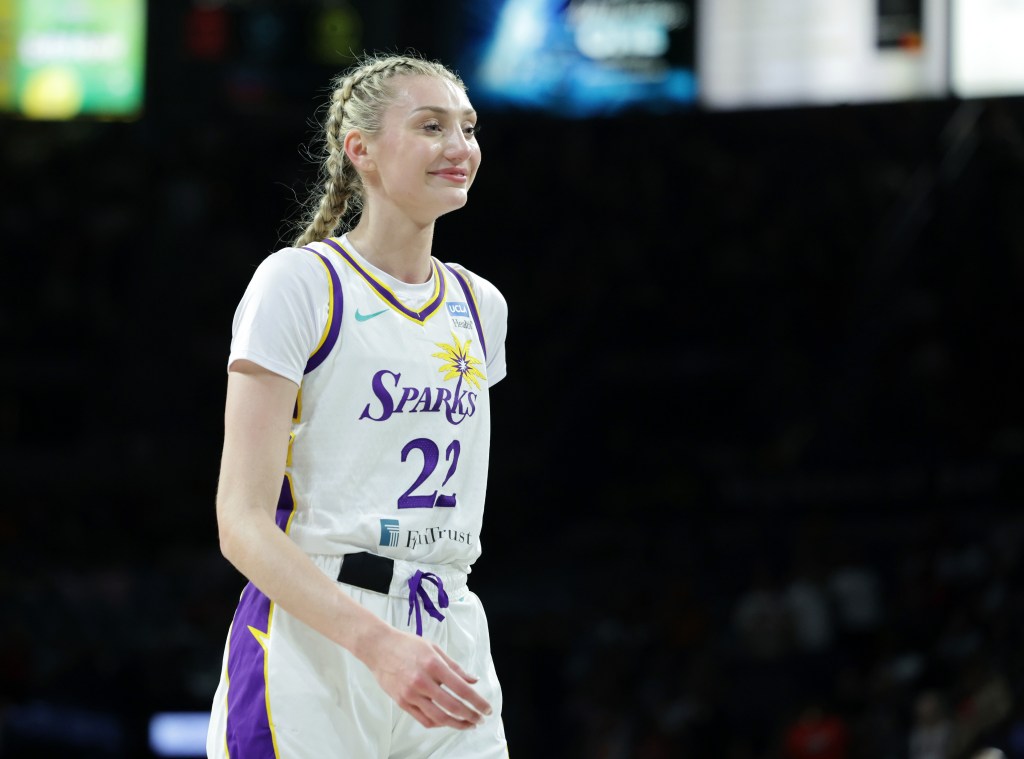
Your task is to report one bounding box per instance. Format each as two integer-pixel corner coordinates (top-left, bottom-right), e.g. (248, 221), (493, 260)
(207, 53), (509, 758)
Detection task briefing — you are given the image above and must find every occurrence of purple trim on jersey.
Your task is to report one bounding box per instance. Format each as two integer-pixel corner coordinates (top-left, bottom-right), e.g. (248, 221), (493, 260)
(444, 265), (488, 361)
(225, 582), (276, 759)
(301, 248), (343, 374)
(276, 475), (294, 531)
(321, 237), (447, 323)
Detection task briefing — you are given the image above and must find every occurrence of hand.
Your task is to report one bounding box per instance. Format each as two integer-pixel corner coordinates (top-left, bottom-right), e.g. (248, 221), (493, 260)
(361, 626), (493, 730)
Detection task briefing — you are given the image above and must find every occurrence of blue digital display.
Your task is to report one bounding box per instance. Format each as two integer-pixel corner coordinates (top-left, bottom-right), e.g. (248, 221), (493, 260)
(457, 0), (696, 117)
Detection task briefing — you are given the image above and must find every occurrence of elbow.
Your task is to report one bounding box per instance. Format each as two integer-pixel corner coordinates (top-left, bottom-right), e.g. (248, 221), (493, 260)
(216, 496), (275, 572)
(215, 481), (279, 571)
(218, 525), (236, 563)
(218, 521), (241, 566)
(216, 500), (248, 568)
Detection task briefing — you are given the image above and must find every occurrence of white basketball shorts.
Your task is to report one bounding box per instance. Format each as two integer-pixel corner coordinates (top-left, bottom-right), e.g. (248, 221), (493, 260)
(206, 554), (508, 758)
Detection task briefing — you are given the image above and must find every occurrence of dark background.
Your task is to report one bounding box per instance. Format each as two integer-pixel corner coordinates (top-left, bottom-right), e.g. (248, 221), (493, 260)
(3, 1), (1024, 758)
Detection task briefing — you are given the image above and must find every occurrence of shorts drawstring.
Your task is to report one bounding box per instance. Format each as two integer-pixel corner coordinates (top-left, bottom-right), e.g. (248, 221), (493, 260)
(407, 570), (449, 636)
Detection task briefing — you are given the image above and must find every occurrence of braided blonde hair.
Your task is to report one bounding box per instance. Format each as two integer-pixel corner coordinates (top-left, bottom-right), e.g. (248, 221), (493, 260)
(292, 53), (466, 247)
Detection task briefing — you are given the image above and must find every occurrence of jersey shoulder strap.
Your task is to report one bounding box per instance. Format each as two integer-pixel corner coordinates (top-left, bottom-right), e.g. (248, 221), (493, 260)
(300, 244), (344, 374)
(444, 263), (487, 362)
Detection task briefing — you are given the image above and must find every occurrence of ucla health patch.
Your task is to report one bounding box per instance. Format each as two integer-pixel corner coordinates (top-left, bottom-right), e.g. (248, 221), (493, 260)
(446, 301), (475, 331)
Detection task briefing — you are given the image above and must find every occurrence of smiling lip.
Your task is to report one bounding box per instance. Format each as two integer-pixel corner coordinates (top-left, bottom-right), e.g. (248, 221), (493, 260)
(430, 168), (468, 182)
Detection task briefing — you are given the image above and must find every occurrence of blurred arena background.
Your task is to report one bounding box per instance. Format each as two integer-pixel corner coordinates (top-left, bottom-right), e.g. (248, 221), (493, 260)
(2, 0), (1024, 757)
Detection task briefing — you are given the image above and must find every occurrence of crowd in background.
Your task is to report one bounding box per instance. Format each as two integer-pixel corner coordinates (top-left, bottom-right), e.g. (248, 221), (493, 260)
(2, 7), (1024, 756)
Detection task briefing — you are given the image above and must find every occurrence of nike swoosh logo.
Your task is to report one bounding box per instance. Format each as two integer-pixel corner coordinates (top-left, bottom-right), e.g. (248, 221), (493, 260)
(355, 308), (388, 322)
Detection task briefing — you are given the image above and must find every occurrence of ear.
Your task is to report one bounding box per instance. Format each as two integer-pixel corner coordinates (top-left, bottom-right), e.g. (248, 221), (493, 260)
(344, 129), (375, 173)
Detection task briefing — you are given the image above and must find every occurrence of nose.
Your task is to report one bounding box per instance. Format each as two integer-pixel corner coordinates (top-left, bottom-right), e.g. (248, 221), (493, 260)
(443, 129), (473, 162)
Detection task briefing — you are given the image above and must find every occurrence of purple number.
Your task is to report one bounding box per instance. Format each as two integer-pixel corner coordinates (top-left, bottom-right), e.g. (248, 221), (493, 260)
(398, 438), (438, 509)
(436, 441), (461, 507)
(397, 438), (460, 509)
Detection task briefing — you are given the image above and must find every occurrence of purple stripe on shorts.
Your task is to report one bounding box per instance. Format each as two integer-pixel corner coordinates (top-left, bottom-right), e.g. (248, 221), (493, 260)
(302, 249), (343, 375)
(275, 475), (294, 532)
(225, 583), (276, 759)
(444, 265), (487, 361)
(321, 237), (446, 323)
(223, 479), (292, 756)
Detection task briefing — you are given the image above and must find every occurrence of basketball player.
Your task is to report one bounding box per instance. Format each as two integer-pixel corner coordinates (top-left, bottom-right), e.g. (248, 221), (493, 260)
(206, 53), (509, 758)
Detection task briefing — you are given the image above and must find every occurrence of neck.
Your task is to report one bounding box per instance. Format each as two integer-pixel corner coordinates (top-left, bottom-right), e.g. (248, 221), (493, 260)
(346, 212), (436, 284)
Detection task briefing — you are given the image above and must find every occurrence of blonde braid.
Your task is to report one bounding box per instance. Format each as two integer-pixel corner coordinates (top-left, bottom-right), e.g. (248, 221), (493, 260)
(293, 88), (355, 247)
(292, 53), (466, 248)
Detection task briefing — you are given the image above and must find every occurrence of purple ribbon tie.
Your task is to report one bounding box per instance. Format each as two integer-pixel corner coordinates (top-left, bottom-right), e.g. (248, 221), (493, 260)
(407, 570), (449, 636)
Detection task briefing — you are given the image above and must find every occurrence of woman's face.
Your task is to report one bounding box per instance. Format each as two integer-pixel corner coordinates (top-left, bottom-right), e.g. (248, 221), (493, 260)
(361, 74), (482, 225)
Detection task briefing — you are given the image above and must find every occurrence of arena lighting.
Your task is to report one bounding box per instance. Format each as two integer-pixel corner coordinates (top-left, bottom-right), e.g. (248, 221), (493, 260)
(458, 0), (1024, 114)
(698, 0), (948, 109)
(149, 712), (210, 758)
(460, 0), (697, 117)
(952, 0), (1024, 98)
(0, 0), (146, 120)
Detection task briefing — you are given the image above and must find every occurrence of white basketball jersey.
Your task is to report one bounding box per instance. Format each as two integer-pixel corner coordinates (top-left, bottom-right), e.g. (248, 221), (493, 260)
(275, 237), (500, 573)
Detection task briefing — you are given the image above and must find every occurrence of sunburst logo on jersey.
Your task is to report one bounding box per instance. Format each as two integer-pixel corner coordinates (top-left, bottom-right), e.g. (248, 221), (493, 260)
(432, 332), (486, 390)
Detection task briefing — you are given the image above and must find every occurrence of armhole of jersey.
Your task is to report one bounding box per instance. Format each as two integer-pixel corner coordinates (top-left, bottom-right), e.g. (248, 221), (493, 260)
(445, 264), (487, 362)
(302, 246), (344, 374)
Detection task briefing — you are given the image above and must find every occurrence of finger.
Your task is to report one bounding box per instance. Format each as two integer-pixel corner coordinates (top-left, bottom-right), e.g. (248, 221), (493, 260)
(414, 696), (478, 731)
(430, 683), (485, 725)
(434, 645), (479, 683)
(410, 666), (483, 724)
(400, 691), (460, 730)
(404, 702), (434, 730)
(431, 660), (493, 716)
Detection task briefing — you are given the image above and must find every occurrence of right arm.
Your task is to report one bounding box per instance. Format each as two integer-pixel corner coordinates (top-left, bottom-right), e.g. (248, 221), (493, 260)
(215, 359), (492, 729)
